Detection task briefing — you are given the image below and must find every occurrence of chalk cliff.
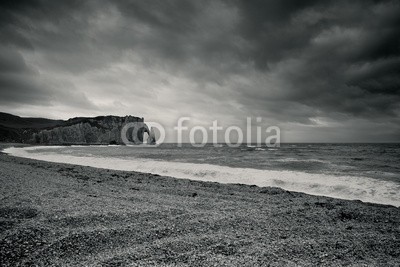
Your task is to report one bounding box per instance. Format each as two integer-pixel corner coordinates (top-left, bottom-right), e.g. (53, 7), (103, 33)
(32, 116), (144, 145)
(0, 112), (146, 145)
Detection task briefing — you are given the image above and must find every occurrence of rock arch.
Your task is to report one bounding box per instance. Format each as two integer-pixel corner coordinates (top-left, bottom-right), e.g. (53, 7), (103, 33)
(129, 122), (155, 144)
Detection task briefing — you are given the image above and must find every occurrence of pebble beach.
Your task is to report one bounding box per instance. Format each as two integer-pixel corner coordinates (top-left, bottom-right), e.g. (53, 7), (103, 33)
(0, 145), (399, 266)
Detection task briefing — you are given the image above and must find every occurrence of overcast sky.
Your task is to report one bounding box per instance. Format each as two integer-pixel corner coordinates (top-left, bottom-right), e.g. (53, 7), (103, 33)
(1, 0), (399, 142)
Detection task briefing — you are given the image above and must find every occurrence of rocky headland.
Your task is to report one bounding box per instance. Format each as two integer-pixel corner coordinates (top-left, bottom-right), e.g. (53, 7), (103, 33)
(0, 112), (144, 145)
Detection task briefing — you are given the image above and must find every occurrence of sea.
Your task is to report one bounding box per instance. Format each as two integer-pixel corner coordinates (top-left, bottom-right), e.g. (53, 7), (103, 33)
(5, 143), (400, 207)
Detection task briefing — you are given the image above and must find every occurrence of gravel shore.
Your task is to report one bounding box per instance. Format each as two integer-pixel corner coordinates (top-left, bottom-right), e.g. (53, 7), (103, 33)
(0, 146), (399, 266)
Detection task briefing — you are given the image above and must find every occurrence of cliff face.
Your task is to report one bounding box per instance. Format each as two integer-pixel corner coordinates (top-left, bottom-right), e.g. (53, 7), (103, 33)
(32, 116), (143, 145)
(0, 112), (146, 145)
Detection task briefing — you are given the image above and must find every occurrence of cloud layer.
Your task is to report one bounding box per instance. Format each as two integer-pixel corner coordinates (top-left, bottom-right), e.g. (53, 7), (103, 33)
(1, 0), (399, 142)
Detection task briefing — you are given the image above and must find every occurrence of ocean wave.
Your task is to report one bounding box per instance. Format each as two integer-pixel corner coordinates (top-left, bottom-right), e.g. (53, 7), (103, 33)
(274, 158), (328, 163)
(4, 146), (400, 207)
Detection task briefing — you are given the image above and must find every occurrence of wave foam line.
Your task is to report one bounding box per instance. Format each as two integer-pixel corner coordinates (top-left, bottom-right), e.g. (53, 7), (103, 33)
(4, 146), (400, 207)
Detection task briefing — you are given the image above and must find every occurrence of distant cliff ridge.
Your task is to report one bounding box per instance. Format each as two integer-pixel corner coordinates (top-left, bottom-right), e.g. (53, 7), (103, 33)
(0, 112), (145, 145)
(33, 116), (144, 145)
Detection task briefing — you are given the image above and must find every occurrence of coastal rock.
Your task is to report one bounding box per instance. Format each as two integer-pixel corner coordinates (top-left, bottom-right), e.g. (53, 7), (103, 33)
(147, 127), (156, 145)
(32, 116), (144, 145)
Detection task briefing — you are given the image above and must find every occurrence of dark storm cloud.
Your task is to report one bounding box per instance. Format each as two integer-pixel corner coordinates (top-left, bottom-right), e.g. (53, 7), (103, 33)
(107, 0), (400, 119)
(0, 0), (399, 141)
(230, 0), (400, 120)
(233, 0), (325, 66)
(0, 46), (50, 105)
(0, 0), (99, 108)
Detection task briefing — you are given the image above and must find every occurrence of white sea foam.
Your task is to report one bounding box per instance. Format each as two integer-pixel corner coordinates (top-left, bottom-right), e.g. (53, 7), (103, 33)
(4, 146), (400, 207)
(274, 158), (328, 163)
